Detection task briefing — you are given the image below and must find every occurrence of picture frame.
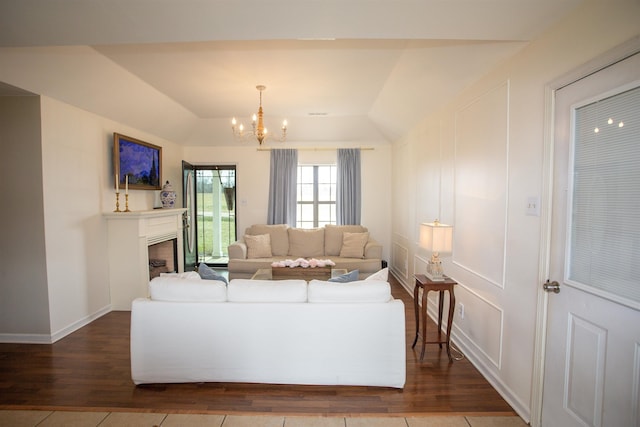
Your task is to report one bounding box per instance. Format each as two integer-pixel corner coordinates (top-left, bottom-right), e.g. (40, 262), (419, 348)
(113, 133), (162, 191)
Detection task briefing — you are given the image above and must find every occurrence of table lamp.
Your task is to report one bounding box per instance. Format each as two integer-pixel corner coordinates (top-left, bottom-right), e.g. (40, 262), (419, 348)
(419, 220), (453, 281)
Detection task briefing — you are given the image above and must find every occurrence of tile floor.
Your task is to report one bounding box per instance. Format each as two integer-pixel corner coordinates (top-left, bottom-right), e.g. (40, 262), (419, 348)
(0, 410), (528, 427)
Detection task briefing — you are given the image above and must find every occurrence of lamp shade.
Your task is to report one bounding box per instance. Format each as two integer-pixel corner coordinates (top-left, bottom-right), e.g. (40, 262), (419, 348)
(419, 221), (453, 254)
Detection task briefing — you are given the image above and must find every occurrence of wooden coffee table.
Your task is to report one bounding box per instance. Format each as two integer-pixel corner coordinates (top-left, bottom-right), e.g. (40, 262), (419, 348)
(251, 267), (348, 281)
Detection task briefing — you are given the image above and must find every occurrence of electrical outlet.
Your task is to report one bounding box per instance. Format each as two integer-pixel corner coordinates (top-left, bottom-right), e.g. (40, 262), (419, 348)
(458, 303), (465, 319)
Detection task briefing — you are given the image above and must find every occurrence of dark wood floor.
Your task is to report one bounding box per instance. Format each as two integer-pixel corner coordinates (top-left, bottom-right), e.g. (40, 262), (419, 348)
(0, 275), (516, 417)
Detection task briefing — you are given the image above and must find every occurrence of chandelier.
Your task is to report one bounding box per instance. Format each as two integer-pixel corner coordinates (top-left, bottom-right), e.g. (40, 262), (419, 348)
(231, 85), (287, 145)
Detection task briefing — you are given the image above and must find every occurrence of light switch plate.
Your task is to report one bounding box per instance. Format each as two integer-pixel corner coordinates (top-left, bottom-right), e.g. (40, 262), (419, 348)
(526, 196), (540, 216)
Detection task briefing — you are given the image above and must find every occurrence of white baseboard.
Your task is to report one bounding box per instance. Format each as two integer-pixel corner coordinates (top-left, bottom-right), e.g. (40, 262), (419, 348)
(411, 287), (532, 423)
(0, 332), (54, 344)
(450, 329), (532, 423)
(0, 305), (112, 344)
(50, 305), (112, 343)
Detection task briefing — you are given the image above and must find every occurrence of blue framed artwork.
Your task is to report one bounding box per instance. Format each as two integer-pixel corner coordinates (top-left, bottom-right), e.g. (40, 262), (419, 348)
(113, 133), (162, 190)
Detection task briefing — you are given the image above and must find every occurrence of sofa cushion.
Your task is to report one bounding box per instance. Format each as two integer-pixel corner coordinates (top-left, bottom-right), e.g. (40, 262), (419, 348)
(228, 279), (307, 302)
(339, 232), (369, 258)
(149, 276), (227, 302)
(245, 234), (273, 259)
(288, 228), (324, 257)
(159, 271), (201, 280)
(328, 269), (359, 283)
(197, 263), (228, 284)
(365, 267), (389, 282)
(247, 224), (289, 256)
(324, 224), (368, 256)
(307, 280), (391, 303)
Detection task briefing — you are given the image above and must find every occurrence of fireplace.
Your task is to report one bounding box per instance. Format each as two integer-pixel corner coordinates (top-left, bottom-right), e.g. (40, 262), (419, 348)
(148, 239), (178, 279)
(105, 208), (187, 310)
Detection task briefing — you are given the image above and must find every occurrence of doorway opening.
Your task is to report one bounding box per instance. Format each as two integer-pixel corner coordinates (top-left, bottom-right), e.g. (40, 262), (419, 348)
(184, 164), (237, 267)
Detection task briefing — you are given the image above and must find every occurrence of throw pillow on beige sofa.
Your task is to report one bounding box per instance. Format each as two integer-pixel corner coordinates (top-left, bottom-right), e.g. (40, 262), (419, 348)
(245, 234), (272, 258)
(246, 224), (289, 256)
(324, 224), (368, 255)
(339, 232), (369, 258)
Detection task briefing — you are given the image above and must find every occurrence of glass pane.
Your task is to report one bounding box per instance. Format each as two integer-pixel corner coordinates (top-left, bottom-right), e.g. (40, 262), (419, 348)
(317, 165), (331, 183)
(299, 203), (313, 221)
(318, 184), (333, 201)
(194, 166), (237, 264)
(318, 204), (332, 222)
(219, 169), (235, 188)
(298, 166), (314, 183)
(299, 184), (314, 201)
(569, 85), (640, 304)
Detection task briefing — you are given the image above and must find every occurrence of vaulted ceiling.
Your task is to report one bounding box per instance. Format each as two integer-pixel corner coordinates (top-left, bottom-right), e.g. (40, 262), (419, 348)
(0, 0), (583, 146)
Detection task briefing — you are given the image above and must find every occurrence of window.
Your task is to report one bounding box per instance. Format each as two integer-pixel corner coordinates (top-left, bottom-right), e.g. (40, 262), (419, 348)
(568, 85), (640, 304)
(297, 165), (336, 228)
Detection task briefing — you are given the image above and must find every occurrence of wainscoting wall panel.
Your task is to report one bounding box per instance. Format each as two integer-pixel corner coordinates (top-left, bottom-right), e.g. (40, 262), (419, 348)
(453, 283), (504, 370)
(392, 242), (409, 282)
(413, 255), (428, 278)
(413, 255), (429, 309)
(414, 254), (503, 370)
(453, 81), (510, 289)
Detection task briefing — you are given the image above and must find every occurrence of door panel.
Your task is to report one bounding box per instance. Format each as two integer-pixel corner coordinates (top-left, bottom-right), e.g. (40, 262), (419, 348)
(182, 160), (196, 271)
(542, 52), (640, 427)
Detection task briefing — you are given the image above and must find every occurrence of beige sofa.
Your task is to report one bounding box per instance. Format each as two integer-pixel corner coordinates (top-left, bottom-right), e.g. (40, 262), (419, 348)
(228, 224), (383, 280)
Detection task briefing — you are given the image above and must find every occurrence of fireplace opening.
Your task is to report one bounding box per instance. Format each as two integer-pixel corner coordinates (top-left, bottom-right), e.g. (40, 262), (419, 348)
(148, 239), (178, 279)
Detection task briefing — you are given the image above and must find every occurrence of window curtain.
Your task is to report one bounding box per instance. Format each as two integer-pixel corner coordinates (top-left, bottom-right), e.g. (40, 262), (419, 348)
(267, 149), (298, 226)
(336, 148), (361, 225)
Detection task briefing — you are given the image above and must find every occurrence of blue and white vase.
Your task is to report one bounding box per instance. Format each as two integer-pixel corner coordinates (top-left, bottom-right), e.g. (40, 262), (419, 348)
(160, 181), (176, 208)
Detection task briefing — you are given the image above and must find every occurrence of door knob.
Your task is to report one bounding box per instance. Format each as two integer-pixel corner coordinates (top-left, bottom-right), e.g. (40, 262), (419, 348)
(543, 280), (560, 293)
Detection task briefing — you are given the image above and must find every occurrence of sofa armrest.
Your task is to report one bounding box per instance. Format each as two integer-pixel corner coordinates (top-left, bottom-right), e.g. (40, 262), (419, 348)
(228, 241), (248, 260)
(364, 239), (382, 259)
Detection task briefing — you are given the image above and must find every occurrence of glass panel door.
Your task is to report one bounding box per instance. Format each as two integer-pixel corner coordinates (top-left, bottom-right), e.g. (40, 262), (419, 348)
(182, 161), (197, 271)
(193, 165), (237, 266)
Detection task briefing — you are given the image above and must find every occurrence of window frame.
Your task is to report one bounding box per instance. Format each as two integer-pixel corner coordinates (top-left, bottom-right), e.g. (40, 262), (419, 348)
(296, 164), (336, 228)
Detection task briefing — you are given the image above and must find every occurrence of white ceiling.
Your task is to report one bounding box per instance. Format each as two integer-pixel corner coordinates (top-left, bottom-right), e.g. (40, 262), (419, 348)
(0, 0), (584, 146)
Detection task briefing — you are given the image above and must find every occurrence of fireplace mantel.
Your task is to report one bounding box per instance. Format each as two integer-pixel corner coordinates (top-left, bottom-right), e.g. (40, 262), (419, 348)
(104, 209), (187, 310)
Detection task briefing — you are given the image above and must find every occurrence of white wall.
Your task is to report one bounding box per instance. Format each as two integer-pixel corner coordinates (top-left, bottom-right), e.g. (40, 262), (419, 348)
(184, 144), (392, 262)
(391, 0), (640, 422)
(7, 96), (185, 342)
(0, 96), (51, 340)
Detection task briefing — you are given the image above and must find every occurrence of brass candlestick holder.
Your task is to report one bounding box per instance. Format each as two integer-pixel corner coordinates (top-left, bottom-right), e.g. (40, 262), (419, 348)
(114, 192), (121, 212)
(124, 193), (131, 212)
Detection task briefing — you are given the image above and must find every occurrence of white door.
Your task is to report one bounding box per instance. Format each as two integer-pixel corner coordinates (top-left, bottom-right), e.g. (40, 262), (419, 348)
(542, 52), (640, 427)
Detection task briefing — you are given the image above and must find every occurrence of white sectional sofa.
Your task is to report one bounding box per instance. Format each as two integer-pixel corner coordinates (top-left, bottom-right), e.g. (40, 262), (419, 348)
(228, 224), (383, 280)
(130, 273), (406, 388)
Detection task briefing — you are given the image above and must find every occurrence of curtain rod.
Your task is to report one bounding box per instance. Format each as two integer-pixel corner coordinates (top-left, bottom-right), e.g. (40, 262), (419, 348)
(257, 147), (375, 152)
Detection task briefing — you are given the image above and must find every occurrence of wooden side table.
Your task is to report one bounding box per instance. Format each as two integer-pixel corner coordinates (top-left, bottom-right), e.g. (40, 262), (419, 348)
(411, 274), (457, 362)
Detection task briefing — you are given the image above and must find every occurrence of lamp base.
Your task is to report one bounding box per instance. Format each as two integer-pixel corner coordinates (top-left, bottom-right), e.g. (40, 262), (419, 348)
(426, 259), (445, 282)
